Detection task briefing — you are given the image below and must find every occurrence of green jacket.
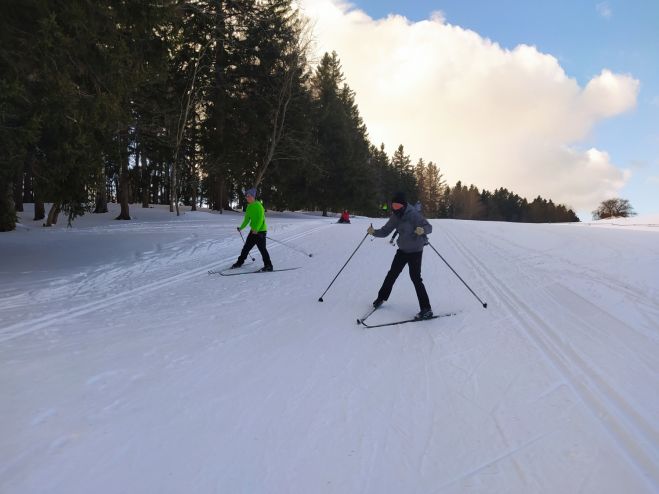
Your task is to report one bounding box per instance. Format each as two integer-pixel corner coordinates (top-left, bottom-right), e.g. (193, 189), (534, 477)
(239, 200), (267, 232)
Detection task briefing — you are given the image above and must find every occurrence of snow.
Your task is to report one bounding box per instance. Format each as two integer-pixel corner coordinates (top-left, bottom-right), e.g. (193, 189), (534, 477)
(1, 204), (658, 493)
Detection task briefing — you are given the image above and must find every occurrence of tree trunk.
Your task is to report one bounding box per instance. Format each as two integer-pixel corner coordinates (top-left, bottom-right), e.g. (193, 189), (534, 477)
(22, 153), (34, 204)
(163, 164), (170, 206)
(34, 200), (45, 221)
(133, 141), (141, 207)
(211, 175), (221, 211)
(216, 175), (231, 212)
(173, 160), (180, 216)
(116, 149), (131, 220)
(94, 166), (108, 213)
(219, 176), (224, 213)
(94, 189), (108, 213)
(151, 164), (159, 205)
(190, 115), (197, 212)
(141, 153), (150, 208)
(45, 202), (61, 227)
(13, 166), (24, 213)
(33, 162), (45, 221)
(191, 164), (197, 212)
(169, 162), (176, 213)
(0, 176), (17, 231)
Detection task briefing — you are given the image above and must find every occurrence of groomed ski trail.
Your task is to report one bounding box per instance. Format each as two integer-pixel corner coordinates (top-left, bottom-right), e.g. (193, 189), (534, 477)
(0, 223), (328, 343)
(438, 222), (659, 490)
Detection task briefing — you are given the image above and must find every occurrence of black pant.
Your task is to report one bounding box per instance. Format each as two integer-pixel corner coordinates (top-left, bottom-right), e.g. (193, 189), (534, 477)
(238, 231), (272, 267)
(378, 250), (431, 310)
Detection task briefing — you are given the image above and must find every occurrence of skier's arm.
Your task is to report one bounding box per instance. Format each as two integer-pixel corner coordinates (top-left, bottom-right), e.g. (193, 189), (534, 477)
(239, 212), (251, 230)
(372, 217), (397, 237)
(419, 217), (432, 235)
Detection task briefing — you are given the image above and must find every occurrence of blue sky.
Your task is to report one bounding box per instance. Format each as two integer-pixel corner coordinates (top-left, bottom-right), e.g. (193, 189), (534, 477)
(309, 0), (659, 216)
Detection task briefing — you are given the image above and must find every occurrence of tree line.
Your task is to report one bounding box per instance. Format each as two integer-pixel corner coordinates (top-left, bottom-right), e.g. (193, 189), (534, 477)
(0, 0), (578, 232)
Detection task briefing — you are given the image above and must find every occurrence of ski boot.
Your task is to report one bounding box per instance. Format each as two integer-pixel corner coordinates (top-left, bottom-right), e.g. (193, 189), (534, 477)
(414, 308), (433, 320)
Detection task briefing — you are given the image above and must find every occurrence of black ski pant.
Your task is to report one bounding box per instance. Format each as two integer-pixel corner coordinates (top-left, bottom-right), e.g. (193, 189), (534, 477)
(238, 231), (272, 267)
(378, 249), (431, 310)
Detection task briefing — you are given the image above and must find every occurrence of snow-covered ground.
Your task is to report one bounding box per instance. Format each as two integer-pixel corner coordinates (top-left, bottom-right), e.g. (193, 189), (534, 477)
(1, 204), (658, 493)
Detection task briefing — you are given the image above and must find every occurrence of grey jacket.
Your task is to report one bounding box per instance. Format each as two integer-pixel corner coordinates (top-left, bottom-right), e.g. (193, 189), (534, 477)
(373, 206), (432, 253)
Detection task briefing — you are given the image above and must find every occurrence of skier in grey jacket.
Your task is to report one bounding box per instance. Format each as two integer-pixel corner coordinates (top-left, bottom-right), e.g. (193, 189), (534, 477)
(367, 192), (434, 320)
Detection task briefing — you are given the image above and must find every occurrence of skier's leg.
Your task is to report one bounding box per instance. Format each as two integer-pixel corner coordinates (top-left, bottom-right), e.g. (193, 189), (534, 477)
(236, 232), (258, 265)
(377, 250), (407, 301)
(408, 251), (431, 310)
(255, 232), (273, 269)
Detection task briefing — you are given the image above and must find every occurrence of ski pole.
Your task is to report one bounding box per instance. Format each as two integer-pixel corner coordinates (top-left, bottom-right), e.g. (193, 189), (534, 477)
(238, 230), (256, 262)
(318, 232), (369, 302)
(268, 236), (313, 257)
(427, 242), (488, 309)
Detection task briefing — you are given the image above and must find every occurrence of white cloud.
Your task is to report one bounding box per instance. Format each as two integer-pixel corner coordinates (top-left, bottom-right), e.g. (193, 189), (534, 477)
(298, 0), (639, 210)
(597, 2), (613, 19)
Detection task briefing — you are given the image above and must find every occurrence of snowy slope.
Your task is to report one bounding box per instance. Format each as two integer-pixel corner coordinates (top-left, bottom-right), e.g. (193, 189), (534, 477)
(1, 205), (658, 493)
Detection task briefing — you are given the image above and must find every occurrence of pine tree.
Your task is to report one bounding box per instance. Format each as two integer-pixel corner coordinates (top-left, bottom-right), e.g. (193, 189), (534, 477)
(425, 161), (446, 218)
(369, 144), (392, 215)
(310, 52), (350, 214)
(251, 1), (310, 189)
(390, 145), (417, 201)
(415, 159), (428, 209)
(0, 1), (46, 230)
(2, 1), (582, 230)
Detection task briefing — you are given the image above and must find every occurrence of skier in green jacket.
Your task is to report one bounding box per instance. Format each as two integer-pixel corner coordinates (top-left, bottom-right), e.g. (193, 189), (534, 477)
(231, 187), (273, 271)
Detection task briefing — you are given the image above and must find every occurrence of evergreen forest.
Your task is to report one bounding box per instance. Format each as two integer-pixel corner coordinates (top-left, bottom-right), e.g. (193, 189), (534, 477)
(0, 0), (578, 232)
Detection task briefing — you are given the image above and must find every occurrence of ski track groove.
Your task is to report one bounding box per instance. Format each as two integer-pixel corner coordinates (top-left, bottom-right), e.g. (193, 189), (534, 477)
(548, 283), (658, 377)
(0, 224), (328, 343)
(475, 228), (659, 381)
(484, 226), (659, 312)
(433, 429), (554, 493)
(439, 224), (659, 490)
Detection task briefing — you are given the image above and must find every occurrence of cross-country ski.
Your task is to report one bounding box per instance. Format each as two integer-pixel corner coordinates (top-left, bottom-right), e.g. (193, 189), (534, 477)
(215, 267), (300, 276)
(360, 311), (457, 328)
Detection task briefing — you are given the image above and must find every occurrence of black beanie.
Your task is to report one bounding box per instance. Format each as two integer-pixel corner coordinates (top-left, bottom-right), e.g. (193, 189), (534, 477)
(391, 192), (407, 206)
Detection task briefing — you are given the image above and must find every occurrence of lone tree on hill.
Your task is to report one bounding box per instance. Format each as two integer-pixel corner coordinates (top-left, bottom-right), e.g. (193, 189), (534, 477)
(592, 198), (636, 220)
